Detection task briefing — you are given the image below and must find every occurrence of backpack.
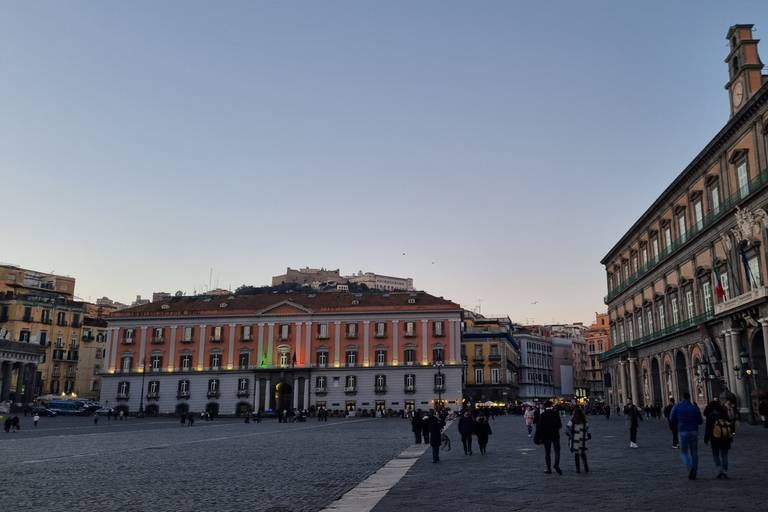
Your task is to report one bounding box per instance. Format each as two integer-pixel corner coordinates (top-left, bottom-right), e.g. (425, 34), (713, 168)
(713, 418), (732, 440)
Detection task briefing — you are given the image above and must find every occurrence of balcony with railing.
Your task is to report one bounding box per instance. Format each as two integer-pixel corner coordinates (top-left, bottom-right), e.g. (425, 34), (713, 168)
(151, 336), (165, 344)
(404, 385), (415, 393)
(374, 385), (387, 393)
(209, 335), (223, 343)
(600, 310), (715, 361)
(604, 164), (768, 304)
(82, 334), (94, 342)
(206, 390), (220, 398)
(177, 391), (190, 398)
(116, 392), (129, 400)
(344, 386), (357, 394)
(146, 392), (160, 399)
(180, 337), (194, 343)
(236, 389), (249, 397)
(314, 387), (327, 394)
(433, 384), (446, 393)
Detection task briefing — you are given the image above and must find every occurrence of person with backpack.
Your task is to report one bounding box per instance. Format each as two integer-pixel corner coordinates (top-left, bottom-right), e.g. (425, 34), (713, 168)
(670, 392), (704, 480)
(704, 397), (733, 479)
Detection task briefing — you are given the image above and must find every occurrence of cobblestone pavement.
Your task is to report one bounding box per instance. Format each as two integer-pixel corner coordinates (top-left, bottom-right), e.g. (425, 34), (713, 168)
(4, 413), (767, 512)
(372, 413), (768, 512)
(0, 415), (414, 512)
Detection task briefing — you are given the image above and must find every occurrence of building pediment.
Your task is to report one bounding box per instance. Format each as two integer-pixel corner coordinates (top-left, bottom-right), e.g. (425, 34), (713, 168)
(257, 301), (314, 315)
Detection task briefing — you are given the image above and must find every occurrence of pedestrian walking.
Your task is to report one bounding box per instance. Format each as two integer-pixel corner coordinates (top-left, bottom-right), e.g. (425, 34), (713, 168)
(524, 406), (535, 437)
(3, 417), (11, 433)
(427, 410), (442, 463)
(93, 413), (99, 425)
(670, 392), (704, 480)
(704, 397), (733, 479)
(474, 414), (492, 454)
(33, 413), (39, 427)
(623, 398), (643, 448)
(107, 409), (112, 420)
(604, 404), (611, 420)
(759, 400), (768, 429)
(724, 398), (738, 433)
(566, 407), (590, 473)
(536, 400), (562, 474)
(411, 411), (423, 444)
(664, 398), (679, 449)
(118, 410), (124, 421)
(181, 413), (187, 426)
(11, 415), (19, 432)
(458, 409), (476, 455)
(188, 412), (194, 426)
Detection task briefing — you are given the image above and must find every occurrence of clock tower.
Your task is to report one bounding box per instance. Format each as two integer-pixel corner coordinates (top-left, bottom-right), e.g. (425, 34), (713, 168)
(725, 24), (764, 117)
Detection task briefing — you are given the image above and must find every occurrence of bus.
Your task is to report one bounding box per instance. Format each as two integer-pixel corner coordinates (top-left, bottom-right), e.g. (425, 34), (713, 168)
(47, 400), (87, 415)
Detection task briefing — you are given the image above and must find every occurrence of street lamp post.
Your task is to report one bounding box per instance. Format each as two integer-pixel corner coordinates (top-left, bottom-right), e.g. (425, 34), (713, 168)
(138, 358), (147, 418)
(734, 350), (758, 425)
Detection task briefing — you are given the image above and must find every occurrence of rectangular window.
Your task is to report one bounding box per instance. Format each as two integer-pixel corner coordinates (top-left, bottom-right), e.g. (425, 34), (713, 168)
(182, 326), (194, 342)
(433, 321), (444, 336)
(346, 350), (357, 365)
(642, 248), (648, 267)
(619, 325), (625, 343)
(210, 353), (221, 368)
(703, 282), (713, 313)
(241, 325), (252, 341)
(315, 376), (326, 390)
(404, 322), (416, 336)
(671, 297), (679, 324)
(678, 215), (687, 243)
(491, 367), (500, 384)
(694, 201), (703, 231)
(346, 323), (357, 338)
(685, 291), (694, 319)
(404, 348), (415, 363)
(711, 187), (720, 212)
(474, 368), (483, 384)
(647, 310), (654, 334)
(658, 304), (666, 329)
(239, 353), (250, 367)
(623, 263), (629, 281)
(721, 273), (730, 300)
(375, 322), (387, 337)
(279, 324), (290, 340)
(317, 351), (328, 365)
(211, 326), (222, 341)
(405, 374), (415, 389)
(122, 356), (133, 371)
(318, 323), (329, 339)
(375, 349), (386, 364)
(345, 375), (356, 389)
(148, 381), (159, 395)
(208, 379), (219, 392)
(150, 355), (162, 370)
(280, 352), (290, 365)
(432, 348), (444, 362)
(118, 381), (130, 396)
(652, 239), (659, 259)
(738, 162), (749, 196)
(636, 316), (643, 338)
(474, 345), (483, 359)
(632, 256), (638, 274)
(664, 228), (672, 249)
(180, 355), (192, 370)
(178, 380), (190, 395)
(628, 321), (634, 341)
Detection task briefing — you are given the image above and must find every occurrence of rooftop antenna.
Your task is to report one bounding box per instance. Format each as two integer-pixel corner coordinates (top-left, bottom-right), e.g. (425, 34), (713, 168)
(476, 299), (483, 314)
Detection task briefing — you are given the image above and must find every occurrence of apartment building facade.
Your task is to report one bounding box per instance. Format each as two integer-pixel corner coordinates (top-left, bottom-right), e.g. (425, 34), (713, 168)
(586, 313), (611, 400)
(100, 291), (463, 417)
(515, 325), (555, 402)
(600, 25), (768, 416)
(461, 313), (520, 406)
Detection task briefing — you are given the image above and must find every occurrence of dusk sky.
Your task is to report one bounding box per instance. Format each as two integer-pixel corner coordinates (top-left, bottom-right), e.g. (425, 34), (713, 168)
(2, 2), (766, 326)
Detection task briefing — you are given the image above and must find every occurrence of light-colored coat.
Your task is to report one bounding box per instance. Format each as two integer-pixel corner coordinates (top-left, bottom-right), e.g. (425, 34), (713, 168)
(566, 420), (589, 455)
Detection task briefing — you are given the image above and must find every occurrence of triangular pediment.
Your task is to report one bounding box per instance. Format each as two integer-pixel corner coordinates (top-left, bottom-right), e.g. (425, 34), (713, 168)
(257, 300), (314, 315)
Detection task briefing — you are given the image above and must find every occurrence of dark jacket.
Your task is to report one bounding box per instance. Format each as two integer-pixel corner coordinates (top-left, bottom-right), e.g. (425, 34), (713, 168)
(411, 414), (422, 433)
(624, 404), (643, 429)
(458, 414), (476, 435)
(533, 407), (542, 425)
(428, 416), (442, 447)
(474, 417), (492, 443)
(703, 400), (732, 451)
(670, 399), (703, 432)
(536, 408), (562, 443)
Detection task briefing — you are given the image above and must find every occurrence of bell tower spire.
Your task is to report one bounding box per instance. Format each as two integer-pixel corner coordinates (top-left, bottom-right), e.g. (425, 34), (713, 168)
(725, 24), (765, 117)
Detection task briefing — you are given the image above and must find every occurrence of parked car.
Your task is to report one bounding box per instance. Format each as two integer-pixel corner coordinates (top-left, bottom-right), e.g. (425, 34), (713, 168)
(31, 406), (57, 417)
(95, 407), (115, 416)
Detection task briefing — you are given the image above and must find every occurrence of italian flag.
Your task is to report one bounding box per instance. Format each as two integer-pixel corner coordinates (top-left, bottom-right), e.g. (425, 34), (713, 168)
(713, 255), (725, 299)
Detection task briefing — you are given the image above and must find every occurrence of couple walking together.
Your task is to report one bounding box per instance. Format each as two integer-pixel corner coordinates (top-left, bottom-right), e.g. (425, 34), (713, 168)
(535, 401), (589, 474)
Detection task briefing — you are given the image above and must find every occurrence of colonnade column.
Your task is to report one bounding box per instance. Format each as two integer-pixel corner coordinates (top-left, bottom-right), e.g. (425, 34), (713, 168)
(254, 378), (261, 412)
(264, 378), (271, 411)
(14, 364), (26, 404)
(729, 329), (749, 414)
(303, 379), (310, 410)
(0, 361), (12, 400)
(760, 319), (768, 377)
(629, 358), (640, 404)
(293, 377), (299, 409)
(720, 334), (732, 392)
(619, 361), (628, 404)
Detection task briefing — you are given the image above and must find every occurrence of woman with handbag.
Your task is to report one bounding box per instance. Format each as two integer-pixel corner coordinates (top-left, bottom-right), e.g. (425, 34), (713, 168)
(566, 407), (590, 473)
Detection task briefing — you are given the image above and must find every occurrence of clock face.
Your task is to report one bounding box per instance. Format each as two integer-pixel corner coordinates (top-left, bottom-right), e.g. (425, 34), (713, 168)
(733, 82), (744, 107)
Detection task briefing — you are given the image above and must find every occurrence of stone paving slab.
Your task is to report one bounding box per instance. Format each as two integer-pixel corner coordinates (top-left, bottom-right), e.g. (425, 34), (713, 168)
(371, 414), (768, 512)
(0, 415), (416, 512)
